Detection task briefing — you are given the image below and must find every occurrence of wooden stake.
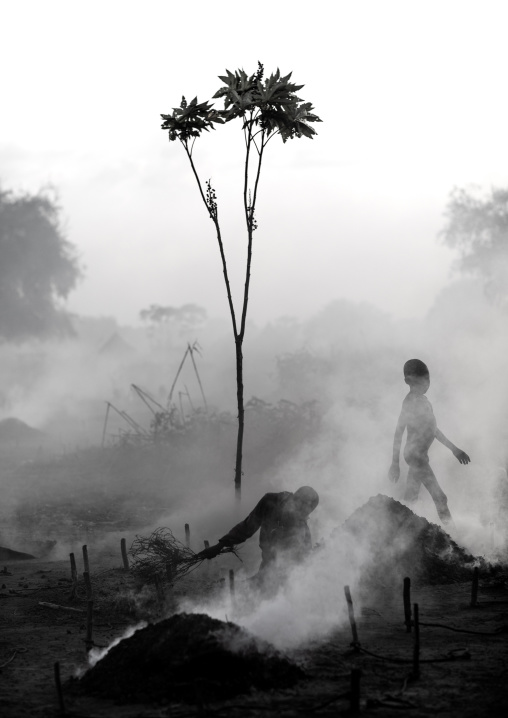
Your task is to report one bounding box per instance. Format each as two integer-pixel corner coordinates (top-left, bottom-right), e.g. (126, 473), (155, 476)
(471, 566), (479, 607)
(83, 571), (93, 600)
(229, 569), (235, 598)
(70, 553), (77, 583)
(85, 600), (94, 652)
(204, 540), (210, 549)
(54, 661), (66, 715)
(350, 668), (361, 714)
(120, 538), (129, 571)
(403, 577), (412, 632)
(412, 603), (420, 679)
(68, 553), (78, 600)
(344, 585), (360, 648)
(185, 523), (190, 548)
(82, 545), (90, 574)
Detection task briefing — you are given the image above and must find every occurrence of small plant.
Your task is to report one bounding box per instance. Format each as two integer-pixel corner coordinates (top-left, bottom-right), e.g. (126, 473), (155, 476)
(161, 64), (321, 500)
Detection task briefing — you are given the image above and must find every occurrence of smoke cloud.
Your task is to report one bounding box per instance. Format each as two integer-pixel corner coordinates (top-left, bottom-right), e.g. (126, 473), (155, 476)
(1, 277), (507, 648)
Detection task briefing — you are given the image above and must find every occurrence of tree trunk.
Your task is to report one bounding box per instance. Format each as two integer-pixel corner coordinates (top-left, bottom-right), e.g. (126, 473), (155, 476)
(234, 339), (244, 502)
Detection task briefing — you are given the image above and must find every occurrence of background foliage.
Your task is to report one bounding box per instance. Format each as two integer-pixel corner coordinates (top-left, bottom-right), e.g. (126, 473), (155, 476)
(0, 187), (82, 341)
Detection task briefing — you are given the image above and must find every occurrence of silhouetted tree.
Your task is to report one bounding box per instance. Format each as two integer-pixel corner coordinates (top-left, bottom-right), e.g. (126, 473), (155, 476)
(139, 303), (207, 349)
(139, 303), (206, 327)
(0, 187), (81, 340)
(161, 64), (321, 500)
(441, 186), (508, 304)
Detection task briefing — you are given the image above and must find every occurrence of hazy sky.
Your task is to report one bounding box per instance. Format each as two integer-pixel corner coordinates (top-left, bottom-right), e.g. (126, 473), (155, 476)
(2, 0), (507, 326)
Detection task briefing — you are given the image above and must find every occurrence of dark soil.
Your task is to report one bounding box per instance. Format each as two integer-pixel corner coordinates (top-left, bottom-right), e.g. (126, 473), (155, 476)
(1, 495), (508, 716)
(342, 494), (494, 586)
(76, 612), (304, 703)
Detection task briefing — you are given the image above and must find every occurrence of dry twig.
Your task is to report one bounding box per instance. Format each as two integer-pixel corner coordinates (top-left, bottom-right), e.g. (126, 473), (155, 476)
(129, 527), (238, 583)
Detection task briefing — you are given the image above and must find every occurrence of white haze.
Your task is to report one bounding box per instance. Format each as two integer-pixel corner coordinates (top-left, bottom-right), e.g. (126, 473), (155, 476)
(1, 280), (507, 649)
(2, 283), (507, 527)
(1, 1), (508, 325)
(1, 0), (508, 651)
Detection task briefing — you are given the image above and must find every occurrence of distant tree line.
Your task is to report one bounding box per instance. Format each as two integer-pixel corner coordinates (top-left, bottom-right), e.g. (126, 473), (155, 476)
(441, 185), (508, 305)
(0, 186), (82, 341)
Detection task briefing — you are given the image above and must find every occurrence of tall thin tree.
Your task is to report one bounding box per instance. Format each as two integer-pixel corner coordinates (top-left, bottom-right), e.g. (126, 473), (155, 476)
(161, 64), (321, 500)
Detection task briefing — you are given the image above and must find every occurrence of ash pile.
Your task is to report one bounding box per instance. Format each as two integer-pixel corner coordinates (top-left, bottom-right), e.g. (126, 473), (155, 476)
(77, 612), (304, 704)
(342, 494), (488, 586)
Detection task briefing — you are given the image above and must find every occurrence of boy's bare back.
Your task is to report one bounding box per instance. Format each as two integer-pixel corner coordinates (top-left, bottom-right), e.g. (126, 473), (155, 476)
(402, 391), (437, 457)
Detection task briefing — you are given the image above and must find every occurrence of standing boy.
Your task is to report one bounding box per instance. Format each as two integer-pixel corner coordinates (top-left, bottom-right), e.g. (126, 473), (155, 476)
(388, 359), (470, 526)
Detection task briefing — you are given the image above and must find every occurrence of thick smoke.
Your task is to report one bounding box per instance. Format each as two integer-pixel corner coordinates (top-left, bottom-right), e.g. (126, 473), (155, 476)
(1, 278), (507, 647)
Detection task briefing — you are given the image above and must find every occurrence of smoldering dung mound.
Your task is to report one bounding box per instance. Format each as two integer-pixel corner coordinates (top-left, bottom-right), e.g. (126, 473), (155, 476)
(0, 417), (44, 443)
(76, 612), (304, 704)
(343, 494), (488, 585)
(0, 546), (36, 561)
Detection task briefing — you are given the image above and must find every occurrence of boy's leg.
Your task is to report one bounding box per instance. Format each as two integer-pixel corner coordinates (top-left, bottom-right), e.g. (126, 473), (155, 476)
(419, 465), (453, 525)
(404, 467), (421, 503)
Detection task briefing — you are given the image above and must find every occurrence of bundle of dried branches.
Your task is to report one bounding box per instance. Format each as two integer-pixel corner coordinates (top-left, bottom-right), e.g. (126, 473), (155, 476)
(129, 527), (237, 583)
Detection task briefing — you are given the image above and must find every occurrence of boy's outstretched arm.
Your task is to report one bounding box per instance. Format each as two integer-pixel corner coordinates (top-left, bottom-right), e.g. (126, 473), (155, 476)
(435, 428), (471, 464)
(389, 411), (406, 482)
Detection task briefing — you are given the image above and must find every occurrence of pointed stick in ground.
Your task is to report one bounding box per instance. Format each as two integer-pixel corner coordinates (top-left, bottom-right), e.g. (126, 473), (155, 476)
(412, 603), (420, 679)
(121, 538), (129, 571)
(54, 661), (66, 716)
(82, 545), (90, 575)
(403, 577), (412, 632)
(350, 668), (361, 715)
(83, 571), (93, 600)
(344, 585), (360, 649)
(470, 567), (479, 607)
(70, 553), (77, 583)
(68, 553), (78, 600)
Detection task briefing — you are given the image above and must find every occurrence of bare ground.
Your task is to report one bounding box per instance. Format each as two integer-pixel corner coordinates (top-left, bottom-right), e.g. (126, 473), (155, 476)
(1, 550), (507, 717)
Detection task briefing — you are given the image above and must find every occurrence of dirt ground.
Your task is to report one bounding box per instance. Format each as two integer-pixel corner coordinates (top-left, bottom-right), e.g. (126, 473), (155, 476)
(1, 548), (507, 718)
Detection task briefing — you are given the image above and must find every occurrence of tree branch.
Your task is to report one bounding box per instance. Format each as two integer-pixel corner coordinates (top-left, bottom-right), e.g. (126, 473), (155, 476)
(239, 130), (265, 341)
(183, 143), (239, 339)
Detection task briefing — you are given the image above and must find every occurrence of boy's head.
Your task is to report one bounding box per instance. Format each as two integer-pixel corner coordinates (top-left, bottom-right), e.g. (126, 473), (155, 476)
(403, 359), (430, 393)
